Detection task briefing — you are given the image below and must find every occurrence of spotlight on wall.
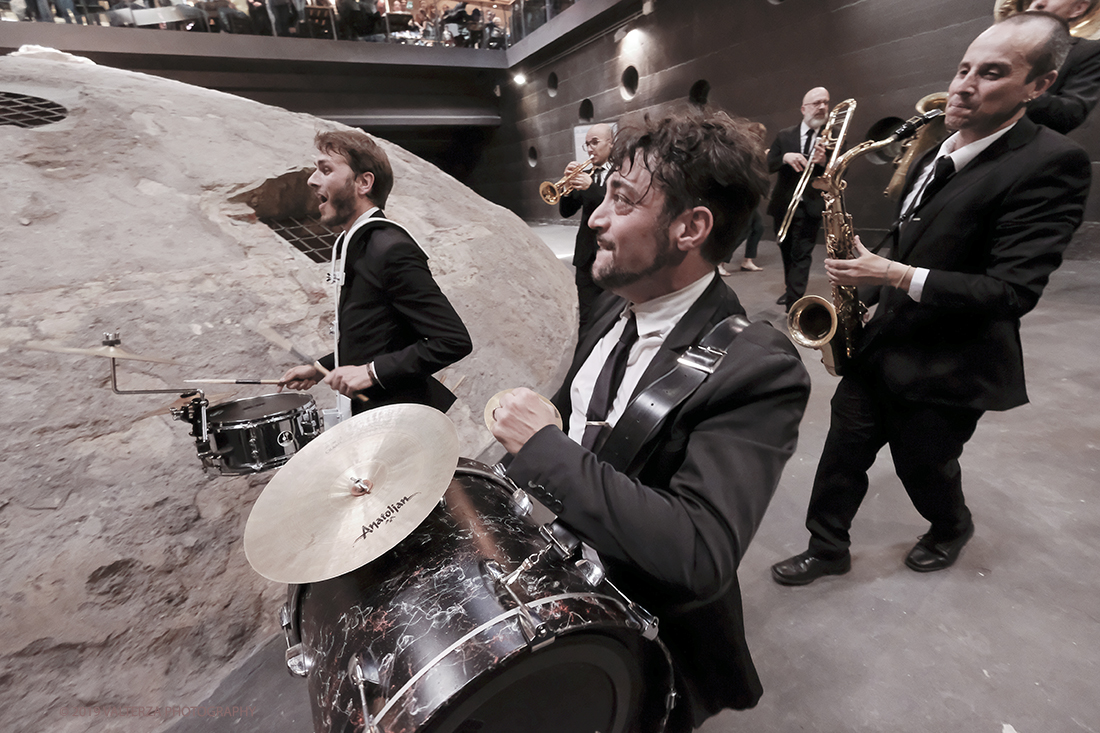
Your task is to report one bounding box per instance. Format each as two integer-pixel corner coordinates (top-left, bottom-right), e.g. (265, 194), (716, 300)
(513, 72), (527, 85)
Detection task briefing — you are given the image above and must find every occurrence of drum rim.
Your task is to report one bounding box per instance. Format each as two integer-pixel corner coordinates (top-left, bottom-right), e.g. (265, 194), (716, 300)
(375, 591), (636, 723)
(207, 392), (317, 427)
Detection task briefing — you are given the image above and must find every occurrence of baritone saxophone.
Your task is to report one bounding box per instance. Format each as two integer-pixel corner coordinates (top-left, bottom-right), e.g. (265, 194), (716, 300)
(786, 99), (945, 376)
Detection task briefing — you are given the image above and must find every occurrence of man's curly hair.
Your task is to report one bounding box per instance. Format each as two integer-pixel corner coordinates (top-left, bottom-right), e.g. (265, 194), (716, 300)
(609, 106), (770, 264)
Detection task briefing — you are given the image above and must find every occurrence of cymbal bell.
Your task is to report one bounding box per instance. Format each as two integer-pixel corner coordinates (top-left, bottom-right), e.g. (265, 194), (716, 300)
(484, 388), (563, 433)
(22, 341), (179, 364)
(244, 403), (459, 584)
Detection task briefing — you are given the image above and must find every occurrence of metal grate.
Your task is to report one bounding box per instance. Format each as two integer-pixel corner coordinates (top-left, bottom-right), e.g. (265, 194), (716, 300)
(260, 215), (340, 263)
(0, 92), (68, 128)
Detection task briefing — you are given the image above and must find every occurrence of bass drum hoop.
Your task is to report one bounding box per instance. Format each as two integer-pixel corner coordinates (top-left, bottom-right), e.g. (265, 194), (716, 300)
(294, 460), (672, 733)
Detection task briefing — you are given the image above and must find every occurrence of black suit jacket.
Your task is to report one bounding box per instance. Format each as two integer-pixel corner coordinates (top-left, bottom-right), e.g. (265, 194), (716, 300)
(765, 123), (825, 220)
(559, 171), (607, 270)
(1027, 37), (1100, 134)
(508, 276), (811, 725)
(860, 117), (1090, 411)
(319, 213), (472, 410)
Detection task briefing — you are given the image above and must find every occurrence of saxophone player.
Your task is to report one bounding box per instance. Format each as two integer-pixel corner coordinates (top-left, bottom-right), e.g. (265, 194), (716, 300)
(772, 11), (1091, 585)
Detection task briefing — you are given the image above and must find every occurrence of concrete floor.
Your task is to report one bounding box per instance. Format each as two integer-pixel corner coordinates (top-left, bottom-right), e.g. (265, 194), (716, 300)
(178, 225), (1100, 733)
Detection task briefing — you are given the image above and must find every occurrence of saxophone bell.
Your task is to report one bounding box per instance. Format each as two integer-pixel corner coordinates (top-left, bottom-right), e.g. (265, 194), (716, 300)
(787, 295), (840, 376)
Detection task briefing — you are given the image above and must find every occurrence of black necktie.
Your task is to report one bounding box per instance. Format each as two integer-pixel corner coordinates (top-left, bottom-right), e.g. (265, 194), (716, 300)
(582, 312), (639, 451)
(914, 155), (955, 213)
(802, 129), (813, 156)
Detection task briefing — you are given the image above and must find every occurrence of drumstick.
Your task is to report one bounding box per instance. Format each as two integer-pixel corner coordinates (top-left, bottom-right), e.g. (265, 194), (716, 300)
(184, 379), (283, 385)
(254, 324), (369, 403)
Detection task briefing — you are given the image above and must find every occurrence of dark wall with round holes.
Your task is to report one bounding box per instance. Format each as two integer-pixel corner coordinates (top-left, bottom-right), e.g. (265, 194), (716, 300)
(467, 0), (1100, 256)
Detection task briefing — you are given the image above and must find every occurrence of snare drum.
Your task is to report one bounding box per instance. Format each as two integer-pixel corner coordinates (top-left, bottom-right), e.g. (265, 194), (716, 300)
(202, 393), (322, 475)
(282, 458), (673, 733)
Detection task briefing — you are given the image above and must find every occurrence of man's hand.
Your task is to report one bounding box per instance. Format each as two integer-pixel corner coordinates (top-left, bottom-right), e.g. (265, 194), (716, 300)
(783, 151), (809, 172)
(809, 137), (827, 166)
(279, 364), (322, 391)
(324, 365), (374, 398)
(824, 236), (891, 286)
(490, 387), (560, 455)
(564, 162), (594, 192)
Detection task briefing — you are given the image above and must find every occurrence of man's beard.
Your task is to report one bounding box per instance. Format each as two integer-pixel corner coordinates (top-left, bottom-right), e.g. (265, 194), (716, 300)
(592, 232), (685, 290)
(319, 177), (358, 229)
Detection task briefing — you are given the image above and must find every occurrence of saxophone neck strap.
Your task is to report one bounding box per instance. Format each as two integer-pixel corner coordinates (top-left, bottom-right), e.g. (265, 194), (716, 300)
(595, 314), (752, 475)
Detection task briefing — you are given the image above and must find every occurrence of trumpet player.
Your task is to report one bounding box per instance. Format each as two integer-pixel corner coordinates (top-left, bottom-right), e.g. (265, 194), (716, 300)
(559, 123), (614, 332)
(766, 87), (830, 312)
(772, 12), (1090, 586)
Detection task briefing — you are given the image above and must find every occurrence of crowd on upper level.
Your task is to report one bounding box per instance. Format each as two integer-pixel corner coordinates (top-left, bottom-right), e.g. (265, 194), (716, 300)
(2, 0), (577, 48)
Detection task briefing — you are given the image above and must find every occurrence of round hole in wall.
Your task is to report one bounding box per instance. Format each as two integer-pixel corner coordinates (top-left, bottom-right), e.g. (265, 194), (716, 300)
(689, 79), (710, 106)
(864, 116), (908, 164)
(527, 146), (539, 168)
(548, 72), (559, 97)
(579, 98), (594, 122)
(621, 66), (639, 100)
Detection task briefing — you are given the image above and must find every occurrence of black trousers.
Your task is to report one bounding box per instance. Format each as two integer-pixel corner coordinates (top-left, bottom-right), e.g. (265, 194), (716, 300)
(806, 371), (983, 558)
(774, 207), (821, 310)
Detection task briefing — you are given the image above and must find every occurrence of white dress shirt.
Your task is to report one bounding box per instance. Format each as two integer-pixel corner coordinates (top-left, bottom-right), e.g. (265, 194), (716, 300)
(567, 273), (716, 445)
(899, 124), (1016, 302)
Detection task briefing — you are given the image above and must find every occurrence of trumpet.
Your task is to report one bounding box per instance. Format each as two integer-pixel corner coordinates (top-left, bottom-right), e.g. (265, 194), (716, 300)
(540, 157), (596, 205)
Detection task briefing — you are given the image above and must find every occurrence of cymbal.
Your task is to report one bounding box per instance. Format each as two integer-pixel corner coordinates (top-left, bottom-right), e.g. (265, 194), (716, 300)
(484, 388), (563, 433)
(244, 403), (459, 584)
(22, 341), (179, 364)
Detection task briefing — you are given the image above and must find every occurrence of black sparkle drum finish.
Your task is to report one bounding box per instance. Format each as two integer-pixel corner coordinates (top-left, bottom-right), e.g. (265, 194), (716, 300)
(203, 393), (322, 474)
(283, 459), (673, 733)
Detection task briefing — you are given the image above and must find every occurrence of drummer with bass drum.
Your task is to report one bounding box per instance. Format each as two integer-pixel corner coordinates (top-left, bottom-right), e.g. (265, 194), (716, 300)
(490, 106), (811, 731)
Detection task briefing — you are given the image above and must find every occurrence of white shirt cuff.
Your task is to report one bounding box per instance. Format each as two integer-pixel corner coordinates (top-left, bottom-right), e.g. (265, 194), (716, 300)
(908, 267), (930, 302)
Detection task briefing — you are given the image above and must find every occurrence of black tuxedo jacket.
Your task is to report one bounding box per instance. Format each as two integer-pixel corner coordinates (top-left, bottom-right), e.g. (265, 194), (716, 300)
(559, 172), (607, 269)
(319, 212), (472, 410)
(765, 123), (825, 220)
(860, 117), (1090, 411)
(1027, 37), (1100, 134)
(508, 276), (810, 724)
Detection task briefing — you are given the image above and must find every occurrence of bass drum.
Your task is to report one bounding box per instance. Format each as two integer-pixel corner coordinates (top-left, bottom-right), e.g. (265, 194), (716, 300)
(284, 458), (672, 733)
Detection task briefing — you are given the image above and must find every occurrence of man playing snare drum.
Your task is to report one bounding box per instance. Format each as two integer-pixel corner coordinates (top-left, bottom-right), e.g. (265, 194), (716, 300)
(490, 107), (811, 731)
(280, 130), (472, 416)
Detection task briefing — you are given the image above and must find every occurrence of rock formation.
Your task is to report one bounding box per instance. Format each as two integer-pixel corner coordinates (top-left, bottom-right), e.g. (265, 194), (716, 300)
(0, 50), (574, 733)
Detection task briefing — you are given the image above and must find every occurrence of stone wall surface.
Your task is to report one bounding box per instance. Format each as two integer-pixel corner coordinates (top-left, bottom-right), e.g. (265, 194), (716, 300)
(0, 51), (574, 733)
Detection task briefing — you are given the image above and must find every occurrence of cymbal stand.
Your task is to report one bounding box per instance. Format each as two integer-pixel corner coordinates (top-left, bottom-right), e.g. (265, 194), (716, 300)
(99, 331), (213, 464)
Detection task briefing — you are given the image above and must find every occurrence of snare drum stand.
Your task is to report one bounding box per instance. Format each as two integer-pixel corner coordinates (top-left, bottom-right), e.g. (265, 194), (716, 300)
(99, 332), (216, 471)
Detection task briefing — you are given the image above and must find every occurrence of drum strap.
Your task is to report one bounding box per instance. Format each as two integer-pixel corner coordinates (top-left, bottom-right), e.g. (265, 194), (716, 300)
(596, 314), (751, 477)
(329, 213), (421, 422)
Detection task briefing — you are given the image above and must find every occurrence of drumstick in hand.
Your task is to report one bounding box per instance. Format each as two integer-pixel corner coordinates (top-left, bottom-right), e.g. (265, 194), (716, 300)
(254, 324), (368, 403)
(184, 378), (284, 385)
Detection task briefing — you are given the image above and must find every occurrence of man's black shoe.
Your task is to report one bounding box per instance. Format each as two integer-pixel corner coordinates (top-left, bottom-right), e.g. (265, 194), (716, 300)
(904, 522), (975, 572)
(771, 551), (851, 586)
(776, 294), (787, 305)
